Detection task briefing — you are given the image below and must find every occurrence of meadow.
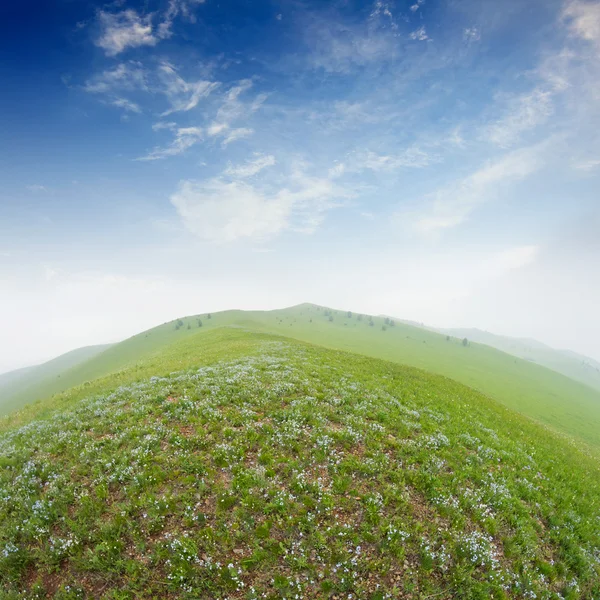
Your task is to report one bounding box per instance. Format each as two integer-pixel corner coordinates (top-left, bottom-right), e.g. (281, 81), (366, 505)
(3, 304), (600, 454)
(0, 330), (599, 599)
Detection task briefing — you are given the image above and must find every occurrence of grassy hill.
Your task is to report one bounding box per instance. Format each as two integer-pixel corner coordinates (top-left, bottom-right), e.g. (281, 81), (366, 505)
(0, 328), (598, 599)
(2, 305), (600, 454)
(0, 344), (113, 414)
(437, 327), (600, 393)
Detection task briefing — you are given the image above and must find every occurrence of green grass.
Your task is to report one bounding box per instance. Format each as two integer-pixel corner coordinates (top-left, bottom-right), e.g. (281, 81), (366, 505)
(437, 327), (600, 393)
(2, 304), (600, 453)
(0, 329), (598, 599)
(0, 345), (113, 415)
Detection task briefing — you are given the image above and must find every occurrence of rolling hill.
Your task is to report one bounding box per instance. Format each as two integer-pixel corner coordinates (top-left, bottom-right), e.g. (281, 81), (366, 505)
(2, 304), (600, 454)
(0, 328), (598, 599)
(0, 344), (113, 414)
(436, 327), (600, 393)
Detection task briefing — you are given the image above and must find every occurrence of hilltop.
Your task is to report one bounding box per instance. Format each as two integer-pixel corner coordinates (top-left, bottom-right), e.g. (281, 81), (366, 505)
(0, 329), (598, 599)
(2, 304), (600, 453)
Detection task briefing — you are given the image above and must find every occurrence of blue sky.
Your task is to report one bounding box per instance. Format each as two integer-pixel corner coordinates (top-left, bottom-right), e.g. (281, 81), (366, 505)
(0, 0), (599, 371)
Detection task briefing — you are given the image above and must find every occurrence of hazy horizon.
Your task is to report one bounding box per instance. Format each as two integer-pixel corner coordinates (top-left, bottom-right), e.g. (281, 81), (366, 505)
(1, 300), (599, 376)
(1, 0), (599, 372)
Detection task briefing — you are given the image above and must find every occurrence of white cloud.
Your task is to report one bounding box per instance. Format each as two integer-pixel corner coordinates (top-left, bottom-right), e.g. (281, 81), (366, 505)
(26, 185), (47, 192)
(158, 61), (219, 115)
(485, 89), (554, 147)
(410, 0), (425, 12)
(84, 62), (148, 94)
(305, 16), (398, 73)
(95, 10), (158, 57)
(328, 162), (346, 178)
(202, 80), (265, 145)
(574, 156), (600, 170)
(409, 26), (429, 41)
(358, 148), (436, 171)
(171, 179), (293, 243)
(222, 127), (254, 146)
(111, 97), (142, 113)
(224, 154), (276, 178)
(158, 0), (206, 39)
(138, 126), (203, 160)
(152, 121), (177, 131)
(563, 0), (600, 46)
(463, 27), (481, 42)
(170, 162), (352, 242)
(207, 122), (228, 136)
(407, 146), (543, 234)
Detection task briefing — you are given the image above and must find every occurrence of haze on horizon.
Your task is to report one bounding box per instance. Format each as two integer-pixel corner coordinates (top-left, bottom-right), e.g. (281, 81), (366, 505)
(1, 0), (599, 373)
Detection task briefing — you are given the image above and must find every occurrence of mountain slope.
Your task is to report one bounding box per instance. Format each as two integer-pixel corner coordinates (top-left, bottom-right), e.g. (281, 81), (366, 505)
(0, 344), (113, 413)
(2, 304), (600, 452)
(438, 327), (600, 393)
(0, 329), (598, 599)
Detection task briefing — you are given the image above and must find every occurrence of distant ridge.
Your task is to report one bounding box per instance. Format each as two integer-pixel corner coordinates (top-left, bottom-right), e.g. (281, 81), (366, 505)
(434, 326), (600, 393)
(0, 344), (114, 413)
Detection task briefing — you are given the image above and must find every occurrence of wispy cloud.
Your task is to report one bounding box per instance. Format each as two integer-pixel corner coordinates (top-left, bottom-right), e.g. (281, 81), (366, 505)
(573, 156), (600, 171)
(137, 126), (203, 160)
(152, 121), (177, 132)
(158, 0), (206, 39)
(223, 154), (276, 178)
(405, 145), (544, 234)
(95, 10), (158, 57)
(357, 148), (437, 171)
(158, 61), (219, 115)
(221, 127), (254, 146)
(26, 184), (48, 192)
(304, 9), (400, 73)
(485, 89), (554, 147)
(83, 62), (148, 95)
(111, 98), (142, 113)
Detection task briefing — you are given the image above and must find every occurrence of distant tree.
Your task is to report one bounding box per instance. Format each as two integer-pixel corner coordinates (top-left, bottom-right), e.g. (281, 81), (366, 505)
(187, 324), (191, 330)
(369, 319), (374, 327)
(177, 319), (184, 327)
(347, 311), (352, 318)
(462, 337), (469, 347)
(384, 317), (390, 326)
(328, 315), (334, 322)
(446, 335), (450, 341)
(207, 313), (212, 319)
(309, 319), (312, 323)
(197, 319), (203, 327)
(357, 314), (363, 321)
(382, 325), (387, 331)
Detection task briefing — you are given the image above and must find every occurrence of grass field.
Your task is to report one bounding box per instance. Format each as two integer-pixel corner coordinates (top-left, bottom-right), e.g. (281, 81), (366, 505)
(436, 327), (600, 393)
(0, 329), (599, 599)
(0, 345), (113, 415)
(3, 304), (600, 454)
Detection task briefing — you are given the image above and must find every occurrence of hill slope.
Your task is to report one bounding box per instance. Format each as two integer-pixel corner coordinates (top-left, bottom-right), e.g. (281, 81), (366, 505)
(2, 304), (600, 452)
(0, 329), (598, 599)
(0, 344), (113, 414)
(437, 327), (600, 393)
